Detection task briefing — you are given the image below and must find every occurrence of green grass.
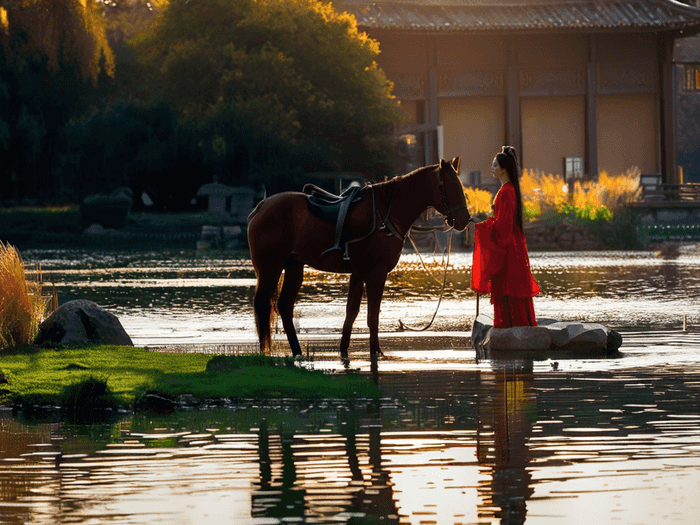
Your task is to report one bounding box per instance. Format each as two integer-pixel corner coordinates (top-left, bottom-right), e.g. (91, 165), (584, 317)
(0, 206), (82, 234)
(0, 346), (379, 408)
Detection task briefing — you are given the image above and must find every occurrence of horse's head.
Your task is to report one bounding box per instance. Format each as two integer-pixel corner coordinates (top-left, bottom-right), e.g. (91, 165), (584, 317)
(435, 157), (471, 231)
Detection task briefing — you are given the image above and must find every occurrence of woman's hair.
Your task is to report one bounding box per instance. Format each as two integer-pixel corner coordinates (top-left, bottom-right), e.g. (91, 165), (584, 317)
(495, 145), (524, 231)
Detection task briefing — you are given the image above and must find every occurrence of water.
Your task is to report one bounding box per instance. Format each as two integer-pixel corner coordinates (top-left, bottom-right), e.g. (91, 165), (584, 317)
(0, 246), (699, 524)
(24, 246), (700, 346)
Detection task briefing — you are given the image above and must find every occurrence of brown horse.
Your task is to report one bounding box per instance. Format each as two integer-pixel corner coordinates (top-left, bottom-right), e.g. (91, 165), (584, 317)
(247, 157), (471, 358)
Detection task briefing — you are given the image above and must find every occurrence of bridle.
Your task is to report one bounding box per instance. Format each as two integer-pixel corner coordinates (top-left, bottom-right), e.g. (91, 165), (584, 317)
(437, 163), (469, 224)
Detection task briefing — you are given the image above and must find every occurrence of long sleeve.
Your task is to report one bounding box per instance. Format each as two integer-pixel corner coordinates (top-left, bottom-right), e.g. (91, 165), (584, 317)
(471, 182), (539, 298)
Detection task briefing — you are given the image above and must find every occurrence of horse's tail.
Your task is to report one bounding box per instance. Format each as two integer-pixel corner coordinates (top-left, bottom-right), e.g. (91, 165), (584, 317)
(254, 272), (283, 356)
(270, 274), (283, 336)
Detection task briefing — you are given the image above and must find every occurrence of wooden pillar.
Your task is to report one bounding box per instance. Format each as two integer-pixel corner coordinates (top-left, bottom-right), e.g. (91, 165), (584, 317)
(505, 40), (521, 155)
(586, 35), (599, 179)
(425, 37), (440, 165)
(659, 33), (677, 183)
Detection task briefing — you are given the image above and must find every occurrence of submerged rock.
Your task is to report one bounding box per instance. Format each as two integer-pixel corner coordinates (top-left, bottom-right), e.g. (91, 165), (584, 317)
(472, 315), (622, 359)
(37, 299), (133, 346)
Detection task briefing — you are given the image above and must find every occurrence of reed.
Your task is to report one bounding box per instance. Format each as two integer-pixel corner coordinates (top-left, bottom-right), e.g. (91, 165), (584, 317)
(0, 242), (48, 349)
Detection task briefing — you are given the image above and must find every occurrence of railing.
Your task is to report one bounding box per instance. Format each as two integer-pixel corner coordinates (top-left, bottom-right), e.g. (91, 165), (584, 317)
(639, 175), (700, 202)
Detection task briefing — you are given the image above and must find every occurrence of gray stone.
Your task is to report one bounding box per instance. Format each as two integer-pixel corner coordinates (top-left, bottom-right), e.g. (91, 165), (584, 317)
(484, 326), (552, 351)
(546, 322), (608, 350)
(36, 300), (133, 346)
(471, 317), (623, 358)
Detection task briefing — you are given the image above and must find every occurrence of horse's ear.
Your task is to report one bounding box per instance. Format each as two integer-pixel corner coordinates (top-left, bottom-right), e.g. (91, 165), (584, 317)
(451, 157), (461, 174)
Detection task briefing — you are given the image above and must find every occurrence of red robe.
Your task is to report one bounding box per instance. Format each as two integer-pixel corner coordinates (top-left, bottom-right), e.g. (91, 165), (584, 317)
(471, 182), (539, 326)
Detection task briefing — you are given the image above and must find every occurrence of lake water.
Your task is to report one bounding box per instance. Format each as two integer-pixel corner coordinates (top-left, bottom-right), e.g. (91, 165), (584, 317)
(1, 246), (699, 524)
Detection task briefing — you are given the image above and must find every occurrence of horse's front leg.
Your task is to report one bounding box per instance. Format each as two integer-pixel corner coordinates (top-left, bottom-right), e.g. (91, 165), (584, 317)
(365, 269), (388, 358)
(278, 260), (305, 357)
(340, 273), (364, 360)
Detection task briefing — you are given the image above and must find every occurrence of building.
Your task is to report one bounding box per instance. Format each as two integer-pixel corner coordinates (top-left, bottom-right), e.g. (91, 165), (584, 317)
(676, 32), (700, 183)
(337, 0), (700, 183)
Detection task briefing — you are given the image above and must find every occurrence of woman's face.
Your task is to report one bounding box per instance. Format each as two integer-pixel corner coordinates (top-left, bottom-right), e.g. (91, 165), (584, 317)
(491, 157), (503, 179)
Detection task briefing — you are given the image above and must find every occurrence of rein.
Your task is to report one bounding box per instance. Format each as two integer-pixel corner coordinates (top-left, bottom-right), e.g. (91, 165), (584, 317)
(398, 229), (454, 332)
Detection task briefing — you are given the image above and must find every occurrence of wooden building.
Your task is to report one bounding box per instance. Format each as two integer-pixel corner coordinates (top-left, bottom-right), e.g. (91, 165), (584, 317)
(336, 0), (700, 183)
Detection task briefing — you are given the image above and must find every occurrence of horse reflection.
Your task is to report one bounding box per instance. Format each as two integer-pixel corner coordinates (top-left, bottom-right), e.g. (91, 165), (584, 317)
(253, 402), (399, 522)
(477, 363), (536, 524)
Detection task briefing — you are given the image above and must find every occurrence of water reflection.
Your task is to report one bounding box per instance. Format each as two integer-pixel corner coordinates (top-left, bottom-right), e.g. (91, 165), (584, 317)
(477, 364), (535, 524)
(3, 355), (700, 523)
(22, 248), (700, 346)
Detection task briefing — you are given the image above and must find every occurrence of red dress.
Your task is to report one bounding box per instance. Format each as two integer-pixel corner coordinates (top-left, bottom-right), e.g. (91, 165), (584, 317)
(471, 181), (540, 328)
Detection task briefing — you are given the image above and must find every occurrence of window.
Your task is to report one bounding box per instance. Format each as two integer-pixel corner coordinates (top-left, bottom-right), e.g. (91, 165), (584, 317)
(683, 65), (700, 92)
(563, 156), (583, 182)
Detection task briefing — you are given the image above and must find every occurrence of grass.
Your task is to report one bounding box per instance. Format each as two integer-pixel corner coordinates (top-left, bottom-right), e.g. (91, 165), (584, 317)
(0, 206), (81, 234)
(0, 242), (48, 349)
(0, 346), (380, 409)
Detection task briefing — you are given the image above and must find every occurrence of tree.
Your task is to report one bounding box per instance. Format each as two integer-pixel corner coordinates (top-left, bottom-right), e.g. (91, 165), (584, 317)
(132, 0), (402, 178)
(0, 0), (116, 202)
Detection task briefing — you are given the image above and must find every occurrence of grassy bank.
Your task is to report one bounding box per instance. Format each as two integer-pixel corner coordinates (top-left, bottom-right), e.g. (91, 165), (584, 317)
(0, 346), (379, 409)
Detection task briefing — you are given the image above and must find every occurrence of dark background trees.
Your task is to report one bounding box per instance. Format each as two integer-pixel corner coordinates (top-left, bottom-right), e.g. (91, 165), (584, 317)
(0, 0), (402, 210)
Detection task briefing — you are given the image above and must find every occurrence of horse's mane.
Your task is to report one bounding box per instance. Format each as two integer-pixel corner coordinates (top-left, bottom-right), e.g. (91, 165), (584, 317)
(372, 163), (439, 190)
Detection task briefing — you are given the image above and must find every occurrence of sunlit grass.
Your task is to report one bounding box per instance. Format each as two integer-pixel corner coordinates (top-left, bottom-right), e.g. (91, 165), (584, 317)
(0, 242), (48, 349)
(0, 346), (380, 407)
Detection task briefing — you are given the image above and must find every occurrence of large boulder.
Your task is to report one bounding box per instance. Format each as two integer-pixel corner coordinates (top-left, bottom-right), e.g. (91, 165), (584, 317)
(36, 300), (133, 346)
(472, 316), (622, 360)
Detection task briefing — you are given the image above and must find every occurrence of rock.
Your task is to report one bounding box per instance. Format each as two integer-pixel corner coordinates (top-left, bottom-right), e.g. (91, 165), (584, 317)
(483, 326), (552, 352)
(472, 317), (622, 359)
(36, 300), (133, 346)
(84, 224), (106, 235)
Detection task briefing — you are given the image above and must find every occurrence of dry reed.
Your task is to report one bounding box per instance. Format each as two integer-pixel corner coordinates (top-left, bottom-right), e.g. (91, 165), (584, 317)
(0, 242), (48, 349)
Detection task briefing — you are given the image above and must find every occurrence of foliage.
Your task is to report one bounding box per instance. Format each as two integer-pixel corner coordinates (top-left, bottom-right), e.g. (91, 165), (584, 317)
(0, 0), (116, 203)
(0, 346), (379, 407)
(1, 0), (114, 83)
(464, 187), (492, 217)
(520, 168), (641, 224)
(61, 102), (206, 207)
(0, 242), (47, 349)
(132, 0), (402, 175)
(61, 375), (119, 410)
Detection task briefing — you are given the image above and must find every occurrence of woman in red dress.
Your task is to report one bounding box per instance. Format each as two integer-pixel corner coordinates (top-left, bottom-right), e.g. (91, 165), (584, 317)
(471, 146), (540, 328)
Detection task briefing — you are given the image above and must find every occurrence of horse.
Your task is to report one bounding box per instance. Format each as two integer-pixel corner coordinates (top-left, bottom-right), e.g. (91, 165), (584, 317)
(247, 157), (471, 359)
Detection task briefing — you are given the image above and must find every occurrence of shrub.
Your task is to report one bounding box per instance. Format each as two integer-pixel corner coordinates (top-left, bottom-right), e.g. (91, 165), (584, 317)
(61, 375), (118, 411)
(464, 187), (493, 218)
(520, 168), (641, 224)
(79, 191), (132, 228)
(0, 242), (47, 349)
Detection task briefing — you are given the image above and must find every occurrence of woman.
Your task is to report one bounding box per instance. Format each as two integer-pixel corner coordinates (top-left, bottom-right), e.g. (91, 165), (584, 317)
(471, 146), (539, 328)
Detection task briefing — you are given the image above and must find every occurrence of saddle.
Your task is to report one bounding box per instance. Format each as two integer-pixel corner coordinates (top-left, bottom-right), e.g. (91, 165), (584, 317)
(303, 181), (365, 256)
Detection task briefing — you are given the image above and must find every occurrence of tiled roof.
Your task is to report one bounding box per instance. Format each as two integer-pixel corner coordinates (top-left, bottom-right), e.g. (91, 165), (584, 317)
(337, 0), (700, 32)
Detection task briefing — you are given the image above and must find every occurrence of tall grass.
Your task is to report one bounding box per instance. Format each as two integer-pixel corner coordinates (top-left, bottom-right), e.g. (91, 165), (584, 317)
(519, 168), (641, 222)
(0, 242), (48, 349)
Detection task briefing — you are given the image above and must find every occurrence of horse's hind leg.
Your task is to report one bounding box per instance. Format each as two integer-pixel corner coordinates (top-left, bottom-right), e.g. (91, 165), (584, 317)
(253, 268), (283, 355)
(278, 260), (304, 357)
(365, 268), (388, 358)
(340, 273), (364, 360)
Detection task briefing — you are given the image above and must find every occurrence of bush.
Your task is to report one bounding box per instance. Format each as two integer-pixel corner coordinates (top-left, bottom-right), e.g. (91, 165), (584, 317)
(520, 168), (641, 224)
(464, 187), (493, 217)
(0, 242), (47, 349)
(80, 191), (132, 228)
(61, 376), (118, 411)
